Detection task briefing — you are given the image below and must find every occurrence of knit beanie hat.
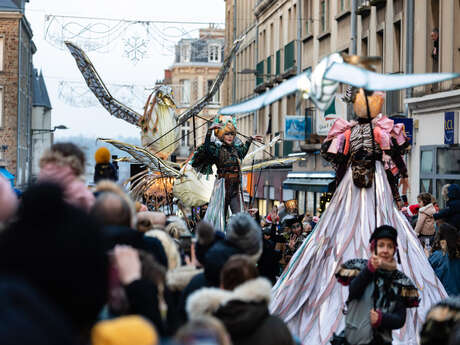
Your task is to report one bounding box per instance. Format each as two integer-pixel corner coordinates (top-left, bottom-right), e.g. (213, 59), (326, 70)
(91, 316), (158, 345)
(226, 212), (262, 255)
(95, 147), (111, 164)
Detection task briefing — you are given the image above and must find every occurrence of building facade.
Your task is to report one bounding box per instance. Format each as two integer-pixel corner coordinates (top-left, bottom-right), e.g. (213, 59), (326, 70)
(0, 0), (36, 189)
(31, 69), (52, 181)
(223, 0), (460, 214)
(159, 26), (225, 162)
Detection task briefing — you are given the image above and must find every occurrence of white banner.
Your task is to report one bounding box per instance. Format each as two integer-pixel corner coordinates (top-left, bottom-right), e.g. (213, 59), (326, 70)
(316, 94), (347, 136)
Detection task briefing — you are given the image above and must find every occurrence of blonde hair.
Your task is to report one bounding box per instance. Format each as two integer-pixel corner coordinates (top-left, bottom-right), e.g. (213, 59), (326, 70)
(442, 184), (451, 201)
(39, 143), (86, 176)
(145, 230), (181, 270)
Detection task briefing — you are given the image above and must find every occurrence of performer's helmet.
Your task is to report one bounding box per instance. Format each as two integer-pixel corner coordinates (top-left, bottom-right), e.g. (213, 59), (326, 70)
(353, 89), (385, 119)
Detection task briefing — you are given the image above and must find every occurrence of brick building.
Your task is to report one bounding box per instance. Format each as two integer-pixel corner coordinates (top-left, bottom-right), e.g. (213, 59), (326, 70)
(0, 0), (35, 189)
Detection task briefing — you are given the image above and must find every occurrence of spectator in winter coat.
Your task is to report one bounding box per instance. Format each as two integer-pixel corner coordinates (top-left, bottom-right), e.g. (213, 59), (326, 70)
(186, 255), (294, 345)
(334, 225), (420, 345)
(415, 193), (437, 246)
(0, 183), (108, 342)
(91, 181), (168, 268)
(175, 316), (232, 345)
(38, 142), (95, 211)
(94, 147), (118, 183)
(178, 213), (262, 326)
(420, 297), (460, 345)
(429, 222), (460, 296)
(434, 184), (460, 230)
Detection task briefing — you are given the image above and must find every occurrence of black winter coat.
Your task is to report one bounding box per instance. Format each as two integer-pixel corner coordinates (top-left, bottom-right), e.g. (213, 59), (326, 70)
(186, 277), (294, 345)
(434, 184), (460, 230)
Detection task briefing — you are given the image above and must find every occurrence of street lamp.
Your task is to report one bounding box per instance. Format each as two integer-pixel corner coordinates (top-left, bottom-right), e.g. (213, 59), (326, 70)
(31, 125), (69, 134)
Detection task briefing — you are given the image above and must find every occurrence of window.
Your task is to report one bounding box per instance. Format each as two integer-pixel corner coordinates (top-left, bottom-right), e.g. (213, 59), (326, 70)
(303, 0), (313, 35)
(361, 36), (368, 56)
(179, 79), (191, 105)
(420, 146), (460, 206)
(207, 79), (220, 104)
(180, 43), (191, 63)
(320, 0), (329, 32)
(0, 87), (3, 128)
(180, 120), (190, 147)
(0, 36), (4, 71)
(376, 30), (384, 73)
(339, 0), (350, 12)
(208, 44), (221, 63)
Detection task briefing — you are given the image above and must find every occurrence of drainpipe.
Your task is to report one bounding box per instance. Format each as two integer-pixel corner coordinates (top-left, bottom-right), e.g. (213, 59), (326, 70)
(295, 0), (302, 112)
(351, 0), (357, 54)
(16, 20), (22, 188)
(347, 0), (357, 121)
(405, 0), (414, 114)
(232, 0), (237, 104)
(255, 18), (259, 134)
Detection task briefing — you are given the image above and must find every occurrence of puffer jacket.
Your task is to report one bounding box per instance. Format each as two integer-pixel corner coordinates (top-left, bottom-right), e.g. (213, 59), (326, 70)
(186, 277), (294, 345)
(434, 184), (460, 230)
(415, 203), (436, 236)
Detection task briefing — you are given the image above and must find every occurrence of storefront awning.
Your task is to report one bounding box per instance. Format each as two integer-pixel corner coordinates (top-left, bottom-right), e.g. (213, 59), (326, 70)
(0, 167), (14, 186)
(283, 171), (335, 193)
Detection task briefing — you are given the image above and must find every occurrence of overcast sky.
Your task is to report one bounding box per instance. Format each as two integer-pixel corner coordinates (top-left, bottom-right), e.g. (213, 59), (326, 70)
(26, 0), (225, 139)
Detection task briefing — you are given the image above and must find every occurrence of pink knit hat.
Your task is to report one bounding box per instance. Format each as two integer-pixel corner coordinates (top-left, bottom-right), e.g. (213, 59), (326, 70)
(0, 175), (18, 221)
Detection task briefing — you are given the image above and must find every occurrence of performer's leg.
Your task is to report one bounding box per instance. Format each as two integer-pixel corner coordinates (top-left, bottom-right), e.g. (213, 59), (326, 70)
(229, 195), (241, 215)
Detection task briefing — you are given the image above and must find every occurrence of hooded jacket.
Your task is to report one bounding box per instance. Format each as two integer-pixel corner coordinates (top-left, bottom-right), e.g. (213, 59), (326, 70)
(434, 184), (460, 230)
(415, 203), (436, 236)
(186, 278), (293, 345)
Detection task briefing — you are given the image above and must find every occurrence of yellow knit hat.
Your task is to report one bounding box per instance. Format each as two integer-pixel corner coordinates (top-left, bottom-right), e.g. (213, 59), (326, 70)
(95, 147), (111, 164)
(91, 316), (158, 345)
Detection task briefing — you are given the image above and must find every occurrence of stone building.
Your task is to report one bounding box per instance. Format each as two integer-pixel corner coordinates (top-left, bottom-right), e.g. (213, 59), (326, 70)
(223, 0), (460, 214)
(30, 69), (52, 181)
(159, 26), (225, 162)
(0, 0), (35, 189)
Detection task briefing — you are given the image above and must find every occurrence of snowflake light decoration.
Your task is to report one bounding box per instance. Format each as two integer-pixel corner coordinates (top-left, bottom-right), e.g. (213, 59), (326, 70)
(123, 36), (149, 63)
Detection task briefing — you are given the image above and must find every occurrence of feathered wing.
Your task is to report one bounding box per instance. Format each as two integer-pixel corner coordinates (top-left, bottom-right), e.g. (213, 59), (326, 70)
(98, 138), (181, 178)
(177, 35), (245, 124)
(65, 41), (142, 126)
(219, 51), (460, 115)
(324, 63), (460, 91)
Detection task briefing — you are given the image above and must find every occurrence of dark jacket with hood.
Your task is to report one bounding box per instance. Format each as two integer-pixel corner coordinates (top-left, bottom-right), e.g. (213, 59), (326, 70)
(177, 239), (242, 325)
(186, 277), (294, 345)
(434, 184), (460, 230)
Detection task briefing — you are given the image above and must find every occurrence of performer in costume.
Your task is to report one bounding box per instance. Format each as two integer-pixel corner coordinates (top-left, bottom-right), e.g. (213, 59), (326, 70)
(269, 86), (447, 345)
(191, 116), (262, 227)
(333, 225), (419, 345)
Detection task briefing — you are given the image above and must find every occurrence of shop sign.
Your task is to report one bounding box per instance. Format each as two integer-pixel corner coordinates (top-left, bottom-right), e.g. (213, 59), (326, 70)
(316, 95), (347, 136)
(444, 111), (455, 144)
(284, 115), (306, 141)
